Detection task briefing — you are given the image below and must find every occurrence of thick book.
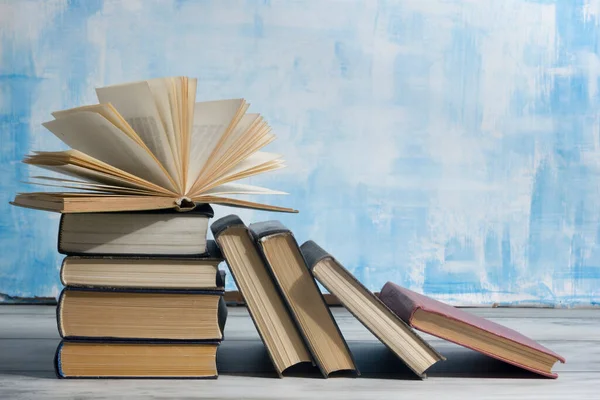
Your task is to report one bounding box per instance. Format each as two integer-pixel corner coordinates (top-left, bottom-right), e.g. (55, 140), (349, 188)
(55, 340), (220, 379)
(249, 221), (358, 378)
(57, 287), (227, 341)
(60, 241), (226, 290)
(300, 240), (444, 378)
(10, 76), (296, 214)
(379, 282), (566, 378)
(211, 215), (312, 377)
(57, 204), (214, 256)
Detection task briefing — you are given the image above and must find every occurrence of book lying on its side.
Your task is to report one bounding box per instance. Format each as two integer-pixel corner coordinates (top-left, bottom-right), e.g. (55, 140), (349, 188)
(300, 240), (444, 378)
(57, 204), (214, 256)
(57, 288), (227, 341)
(11, 76), (296, 214)
(60, 241), (225, 290)
(249, 221), (358, 378)
(211, 215), (312, 377)
(378, 282), (566, 378)
(55, 340), (220, 379)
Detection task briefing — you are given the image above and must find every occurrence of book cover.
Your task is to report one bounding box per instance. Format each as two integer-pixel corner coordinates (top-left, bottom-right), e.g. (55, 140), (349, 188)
(379, 281), (566, 378)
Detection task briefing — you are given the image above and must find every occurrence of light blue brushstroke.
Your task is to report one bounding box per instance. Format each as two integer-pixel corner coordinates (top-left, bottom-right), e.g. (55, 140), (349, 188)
(1, 0), (600, 306)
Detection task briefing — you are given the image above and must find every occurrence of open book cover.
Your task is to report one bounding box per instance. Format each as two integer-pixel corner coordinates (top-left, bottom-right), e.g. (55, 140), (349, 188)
(11, 76), (296, 214)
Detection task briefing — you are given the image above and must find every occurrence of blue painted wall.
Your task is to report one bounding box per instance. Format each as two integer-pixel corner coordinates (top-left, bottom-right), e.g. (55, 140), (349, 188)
(1, 0), (600, 306)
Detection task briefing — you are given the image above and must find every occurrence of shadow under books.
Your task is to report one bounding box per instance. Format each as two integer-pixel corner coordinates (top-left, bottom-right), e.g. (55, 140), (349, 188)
(217, 340), (546, 379)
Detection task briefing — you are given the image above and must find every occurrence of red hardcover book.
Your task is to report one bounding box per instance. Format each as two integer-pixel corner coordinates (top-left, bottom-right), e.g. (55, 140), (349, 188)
(379, 282), (565, 378)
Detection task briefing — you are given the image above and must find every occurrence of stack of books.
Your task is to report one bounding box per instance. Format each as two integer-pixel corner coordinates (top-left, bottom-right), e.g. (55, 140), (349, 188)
(10, 76), (566, 380)
(10, 76), (296, 379)
(54, 205), (228, 378)
(212, 215), (566, 379)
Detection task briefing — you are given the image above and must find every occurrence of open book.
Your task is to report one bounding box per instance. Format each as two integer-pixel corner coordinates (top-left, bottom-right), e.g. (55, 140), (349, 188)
(11, 76), (296, 213)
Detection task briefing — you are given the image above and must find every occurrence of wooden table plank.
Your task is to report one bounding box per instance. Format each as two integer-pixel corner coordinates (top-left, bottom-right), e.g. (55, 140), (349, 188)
(0, 372), (598, 400)
(0, 306), (598, 399)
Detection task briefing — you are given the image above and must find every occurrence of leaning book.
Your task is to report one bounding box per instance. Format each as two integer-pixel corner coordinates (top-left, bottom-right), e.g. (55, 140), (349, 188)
(11, 76), (296, 214)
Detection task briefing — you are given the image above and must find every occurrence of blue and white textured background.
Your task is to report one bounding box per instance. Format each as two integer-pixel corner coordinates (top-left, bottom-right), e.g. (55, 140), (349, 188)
(1, 0), (600, 306)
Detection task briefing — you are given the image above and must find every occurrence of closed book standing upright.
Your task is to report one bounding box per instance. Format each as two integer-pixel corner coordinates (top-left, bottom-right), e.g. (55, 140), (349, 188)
(249, 221), (358, 378)
(211, 215), (312, 377)
(300, 240), (444, 378)
(379, 282), (566, 378)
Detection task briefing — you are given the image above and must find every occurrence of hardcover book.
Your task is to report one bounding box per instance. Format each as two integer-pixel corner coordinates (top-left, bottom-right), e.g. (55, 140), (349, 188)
(249, 221), (358, 378)
(300, 240), (444, 378)
(57, 204), (215, 256)
(55, 340), (220, 379)
(379, 282), (566, 378)
(60, 241), (225, 290)
(211, 215), (312, 377)
(57, 288), (227, 341)
(10, 76), (296, 214)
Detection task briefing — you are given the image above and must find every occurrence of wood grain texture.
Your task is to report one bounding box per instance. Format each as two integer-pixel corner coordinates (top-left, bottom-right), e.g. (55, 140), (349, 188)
(0, 306), (598, 399)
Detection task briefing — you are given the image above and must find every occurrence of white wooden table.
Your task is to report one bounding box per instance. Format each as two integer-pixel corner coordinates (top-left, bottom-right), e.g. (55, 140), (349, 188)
(0, 306), (598, 399)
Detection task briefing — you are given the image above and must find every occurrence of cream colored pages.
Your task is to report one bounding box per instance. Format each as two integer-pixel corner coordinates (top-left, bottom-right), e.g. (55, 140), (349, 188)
(211, 152), (282, 181)
(29, 176), (155, 195)
(52, 104), (140, 144)
(43, 112), (175, 191)
(201, 183), (287, 196)
(23, 180), (155, 195)
(32, 164), (160, 191)
(96, 81), (180, 190)
(184, 78), (197, 172)
(147, 78), (181, 171)
(194, 152), (283, 193)
(186, 99), (245, 192)
(202, 113), (261, 173)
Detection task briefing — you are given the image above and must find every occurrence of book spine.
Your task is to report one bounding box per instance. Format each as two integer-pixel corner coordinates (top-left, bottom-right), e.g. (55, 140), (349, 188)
(54, 340), (65, 378)
(59, 257), (67, 287)
(378, 282), (421, 324)
(210, 214), (245, 238)
(216, 269), (226, 289)
(56, 288), (66, 338)
(57, 214), (66, 255)
(299, 240), (331, 271)
(218, 295), (228, 338)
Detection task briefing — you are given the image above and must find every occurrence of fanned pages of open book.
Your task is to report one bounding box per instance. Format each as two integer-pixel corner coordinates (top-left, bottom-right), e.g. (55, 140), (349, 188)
(11, 76), (296, 214)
